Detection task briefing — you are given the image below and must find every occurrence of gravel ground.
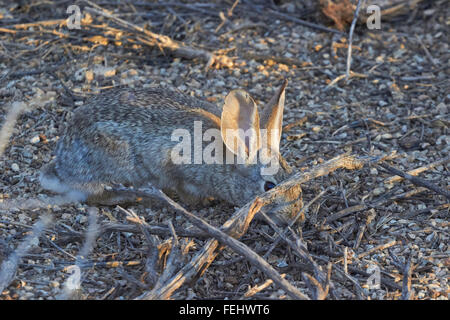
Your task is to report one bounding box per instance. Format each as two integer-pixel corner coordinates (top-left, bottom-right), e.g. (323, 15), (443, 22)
(0, 0), (448, 300)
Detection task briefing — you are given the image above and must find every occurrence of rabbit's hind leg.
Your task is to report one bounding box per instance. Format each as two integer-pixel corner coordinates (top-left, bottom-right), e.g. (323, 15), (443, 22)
(86, 187), (144, 206)
(40, 160), (90, 202)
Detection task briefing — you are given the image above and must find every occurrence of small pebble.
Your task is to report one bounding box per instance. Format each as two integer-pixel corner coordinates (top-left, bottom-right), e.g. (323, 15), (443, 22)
(11, 163), (20, 172)
(30, 135), (40, 144)
(373, 187), (385, 196)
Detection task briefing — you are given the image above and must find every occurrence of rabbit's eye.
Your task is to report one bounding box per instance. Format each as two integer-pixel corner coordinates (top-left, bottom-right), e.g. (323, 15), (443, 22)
(264, 181), (276, 191)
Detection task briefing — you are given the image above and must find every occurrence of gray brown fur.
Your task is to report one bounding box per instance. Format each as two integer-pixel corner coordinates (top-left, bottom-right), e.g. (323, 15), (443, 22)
(40, 82), (290, 207)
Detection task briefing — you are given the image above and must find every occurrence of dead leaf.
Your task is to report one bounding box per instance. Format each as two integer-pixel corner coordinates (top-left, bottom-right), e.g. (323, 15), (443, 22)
(84, 35), (108, 45)
(320, 0), (355, 31)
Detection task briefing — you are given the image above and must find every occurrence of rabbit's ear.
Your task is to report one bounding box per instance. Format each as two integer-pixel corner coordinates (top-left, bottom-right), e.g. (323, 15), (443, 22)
(221, 90), (261, 161)
(260, 79), (287, 155)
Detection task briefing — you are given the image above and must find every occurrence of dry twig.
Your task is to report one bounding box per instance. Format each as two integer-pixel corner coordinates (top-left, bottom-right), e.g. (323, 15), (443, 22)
(0, 102), (27, 158)
(385, 156), (450, 184)
(85, 6), (233, 69)
(345, 0), (365, 81)
(378, 162), (450, 200)
(0, 215), (52, 293)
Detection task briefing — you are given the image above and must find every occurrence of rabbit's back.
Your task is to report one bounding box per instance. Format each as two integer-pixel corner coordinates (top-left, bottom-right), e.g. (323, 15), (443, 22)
(71, 87), (221, 133)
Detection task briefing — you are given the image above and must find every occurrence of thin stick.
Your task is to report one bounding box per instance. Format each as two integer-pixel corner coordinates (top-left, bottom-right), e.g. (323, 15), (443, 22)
(415, 35), (439, 67)
(0, 102), (27, 157)
(345, 0), (365, 81)
(343, 247), (348, 275)
(385, 156), (450, 184)
(0, 195), (78, 211)
(228, 0), (240, 17)
(346, 265), (401, 291)
(267, 9), (344, 35)
(221, 22), (268, 36)
(237, 189), (328, 295)
(401, 256), (413, 300)
(356, 239), (396, 259)
(244, 274), (286, 298)
(59, 208), (99, 300)
(378, 163), (450, 200)
(0, 215), (52, 293)
(261, 212), (327, 299)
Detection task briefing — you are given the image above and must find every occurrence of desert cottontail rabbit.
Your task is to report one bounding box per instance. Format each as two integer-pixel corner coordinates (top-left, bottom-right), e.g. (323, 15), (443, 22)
(40, 80), (300, 214)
